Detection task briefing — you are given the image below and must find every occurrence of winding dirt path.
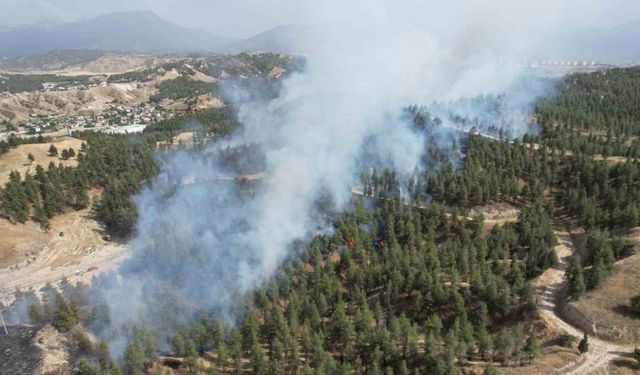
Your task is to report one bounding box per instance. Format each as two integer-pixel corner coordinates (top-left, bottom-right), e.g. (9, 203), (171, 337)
(535, 222), (634, 374)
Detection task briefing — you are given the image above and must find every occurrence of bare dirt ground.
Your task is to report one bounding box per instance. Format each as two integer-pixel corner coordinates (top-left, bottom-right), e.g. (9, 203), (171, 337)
(0, 136), (83, 183)
(470, 201), (520, 233)
(185, 64), (218, 83)
(534, 218), (636, 374)
(60, 54), (184, 76)
(0, 192), (128, 303)
(192, 93), (225, 110)
(156, 131), (196, 149)
(34, 324), (72, 374)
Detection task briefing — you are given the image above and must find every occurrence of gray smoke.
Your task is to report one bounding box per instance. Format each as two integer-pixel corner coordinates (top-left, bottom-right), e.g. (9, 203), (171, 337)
(96, 0), (612, 350)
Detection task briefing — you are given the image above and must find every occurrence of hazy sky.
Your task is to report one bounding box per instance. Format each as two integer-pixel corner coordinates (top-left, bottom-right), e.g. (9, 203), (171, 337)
(1, 0), (640, 39)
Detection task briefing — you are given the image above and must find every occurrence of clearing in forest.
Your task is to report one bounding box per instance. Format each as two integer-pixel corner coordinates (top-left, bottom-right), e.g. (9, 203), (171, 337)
(470, 201), (520, 233)
(0, 136), (83, 184)
(0, 190), (127, 301)
(567, 228), (640, 345)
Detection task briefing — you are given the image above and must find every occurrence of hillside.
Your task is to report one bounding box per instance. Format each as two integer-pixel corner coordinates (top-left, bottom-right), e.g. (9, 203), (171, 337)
(0, 50), (106, 72)
(0, 11), (231, 57)
(0, 52), (301, 123)
(221, 25), (313, 54)
(0, 50), (186, 75)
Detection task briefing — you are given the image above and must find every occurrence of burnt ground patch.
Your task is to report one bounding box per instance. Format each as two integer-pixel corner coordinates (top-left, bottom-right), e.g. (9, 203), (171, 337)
(0, 325), (41, 375)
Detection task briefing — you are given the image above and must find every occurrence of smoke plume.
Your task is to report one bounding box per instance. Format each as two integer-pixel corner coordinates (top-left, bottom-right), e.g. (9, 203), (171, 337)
(96, 0), (605, 349)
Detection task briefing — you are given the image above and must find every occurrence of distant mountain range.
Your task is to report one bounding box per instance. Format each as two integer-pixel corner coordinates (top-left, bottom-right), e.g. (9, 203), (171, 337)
(2, 11), (640, 63)
(222, 23), (640, 63)
(221, 25), (312, 54)
(0, 11), (233, 57)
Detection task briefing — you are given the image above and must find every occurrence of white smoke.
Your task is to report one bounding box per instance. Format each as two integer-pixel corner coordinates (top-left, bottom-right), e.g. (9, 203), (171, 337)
(97, 0), (611, 349)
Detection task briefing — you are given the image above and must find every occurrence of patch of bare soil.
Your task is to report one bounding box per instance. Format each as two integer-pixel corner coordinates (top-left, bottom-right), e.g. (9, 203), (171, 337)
(34, 324), (71, 375)
(156, 131), (195, 150)
(191, 93), (225, 111)
(470, 202), (520, 233)
(185, 65), (218, 83)
(267, 66), (286, 79)
(0, 136), (83, 184)
(0, 191), (128, 303)
(61, 54), (184, 76)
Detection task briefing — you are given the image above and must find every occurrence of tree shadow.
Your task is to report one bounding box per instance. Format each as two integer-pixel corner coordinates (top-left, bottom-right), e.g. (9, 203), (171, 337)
(612, 304), (640, 319)
(610, 357), (639, 372)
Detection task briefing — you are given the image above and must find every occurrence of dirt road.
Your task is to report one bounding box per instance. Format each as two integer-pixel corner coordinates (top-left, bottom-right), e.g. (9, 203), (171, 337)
(535, 223), (634, 374)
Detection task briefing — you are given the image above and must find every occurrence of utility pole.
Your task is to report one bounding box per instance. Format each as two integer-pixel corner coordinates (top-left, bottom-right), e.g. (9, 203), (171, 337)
(0, 308), (7, 334)
(0, 287), (9, 334)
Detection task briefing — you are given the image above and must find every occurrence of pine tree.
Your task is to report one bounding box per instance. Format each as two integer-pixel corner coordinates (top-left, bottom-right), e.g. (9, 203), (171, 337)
(578, 334), (589, 354)
(23, 172), (39, 203)
(124, 340), (145, 375)
(34, 198), (50, 231)
(329, 299), (350, 349)
(28, 302), (43, 324)
(476, 326), (493, 361)
(48, 144), (58, 156)
(52, 294), (78, 332)
(630, 294), (640, 314)
(525, 334), (538, 363)
(229, 330), (242, 375)
(588, 259), (607, 289)
(1, 171), (29, 223)
(483, 361), (499, 375)
(96, 341), (111, 369)
(251, 342), (267, 375)
(566, 255), (586, 300)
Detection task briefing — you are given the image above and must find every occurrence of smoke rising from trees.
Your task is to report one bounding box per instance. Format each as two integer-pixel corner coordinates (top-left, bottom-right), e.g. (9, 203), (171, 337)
(96, 0), (610, 349)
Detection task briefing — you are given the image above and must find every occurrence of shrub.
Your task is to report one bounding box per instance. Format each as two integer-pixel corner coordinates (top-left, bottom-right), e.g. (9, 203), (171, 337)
(558, 331), (577, 347)
(48, 144), (58, 156)
(631, 294), (640, 315)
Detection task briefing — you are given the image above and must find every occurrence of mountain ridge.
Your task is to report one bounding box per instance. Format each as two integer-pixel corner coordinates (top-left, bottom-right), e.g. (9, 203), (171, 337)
(0, 11), (232, 57)
(221, 25), (312, 54)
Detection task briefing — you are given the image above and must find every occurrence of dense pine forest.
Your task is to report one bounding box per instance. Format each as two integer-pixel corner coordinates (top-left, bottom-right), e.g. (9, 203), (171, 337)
(3, 67), (640, 374)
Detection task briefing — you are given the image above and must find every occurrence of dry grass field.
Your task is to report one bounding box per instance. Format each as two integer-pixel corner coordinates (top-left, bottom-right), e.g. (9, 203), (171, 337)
(568, 227), (640, 345)
(0, 136), (83, 184)
(0, 219), (48, 268)
(569, 252), (640, 344)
